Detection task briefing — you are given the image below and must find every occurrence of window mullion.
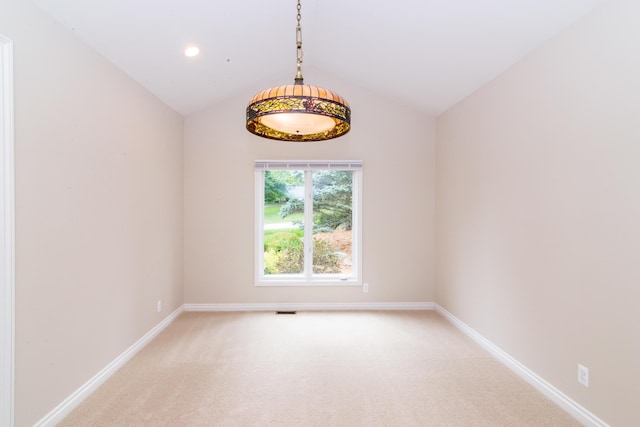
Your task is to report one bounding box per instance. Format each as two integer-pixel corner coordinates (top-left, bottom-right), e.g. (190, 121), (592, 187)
(304, 170), (313, 279)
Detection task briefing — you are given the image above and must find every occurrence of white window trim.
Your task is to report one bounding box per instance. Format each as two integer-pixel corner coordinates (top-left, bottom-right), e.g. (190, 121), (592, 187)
(255, 160), (362, 287)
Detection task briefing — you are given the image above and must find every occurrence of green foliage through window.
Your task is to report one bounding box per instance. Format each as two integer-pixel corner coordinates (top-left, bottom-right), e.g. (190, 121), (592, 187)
(279, 170), (353, 232)
(263, 230), (341, 275)
(264, 170), (288, 203)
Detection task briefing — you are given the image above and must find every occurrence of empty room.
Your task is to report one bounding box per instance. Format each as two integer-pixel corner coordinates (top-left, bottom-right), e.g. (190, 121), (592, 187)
(1, 0), (638, 426)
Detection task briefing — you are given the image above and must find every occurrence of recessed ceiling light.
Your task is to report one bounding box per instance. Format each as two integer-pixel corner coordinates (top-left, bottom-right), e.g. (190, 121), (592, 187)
(184, 46), (200, 57)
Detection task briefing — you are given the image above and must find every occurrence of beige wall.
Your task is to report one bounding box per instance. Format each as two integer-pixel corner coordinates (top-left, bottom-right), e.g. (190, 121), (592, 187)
(435, 0), (640, 425)
(184, 69), (435, 305)
(1, 1), (184, 425)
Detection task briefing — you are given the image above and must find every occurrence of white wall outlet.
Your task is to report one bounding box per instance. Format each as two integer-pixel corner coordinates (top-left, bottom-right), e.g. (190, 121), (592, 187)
(157, 300), (162, 313)
(578, 364), (589, 387)
(363, 283), (369, 293)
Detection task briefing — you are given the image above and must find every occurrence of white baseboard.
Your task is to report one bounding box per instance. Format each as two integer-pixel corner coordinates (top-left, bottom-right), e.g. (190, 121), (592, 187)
(184, 302), (435, 312)
(33, 305), (184, 427)
(434, 304), (609, 427)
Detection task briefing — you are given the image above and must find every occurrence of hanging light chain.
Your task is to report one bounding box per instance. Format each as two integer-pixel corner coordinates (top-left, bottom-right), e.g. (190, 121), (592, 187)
(295, 0), (304, 83)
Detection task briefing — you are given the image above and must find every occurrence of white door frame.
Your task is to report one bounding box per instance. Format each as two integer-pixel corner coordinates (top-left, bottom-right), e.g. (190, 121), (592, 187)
(0, 33), (15, 427)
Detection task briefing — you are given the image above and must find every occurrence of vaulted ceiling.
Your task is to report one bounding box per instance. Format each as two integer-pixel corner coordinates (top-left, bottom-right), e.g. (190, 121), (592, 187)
(33, 0), (604, 116)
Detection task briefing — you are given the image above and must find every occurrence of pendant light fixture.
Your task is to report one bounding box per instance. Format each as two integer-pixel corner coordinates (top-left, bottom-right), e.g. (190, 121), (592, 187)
(246, 0), (351, 142)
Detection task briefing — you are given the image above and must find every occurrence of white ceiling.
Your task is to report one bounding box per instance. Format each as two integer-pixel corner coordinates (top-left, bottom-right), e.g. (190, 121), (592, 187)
(32, 0), (604, 117)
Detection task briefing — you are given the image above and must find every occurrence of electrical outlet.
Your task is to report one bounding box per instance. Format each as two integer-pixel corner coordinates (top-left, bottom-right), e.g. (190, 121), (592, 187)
(157, 300), (162, 313)
(578, 364), (589, 387)
(363, 283), (369, 293)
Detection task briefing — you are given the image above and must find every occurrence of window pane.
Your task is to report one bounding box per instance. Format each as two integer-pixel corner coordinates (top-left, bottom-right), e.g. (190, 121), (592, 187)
(263, 170), (305, 275)
(312, 170), (353, 275)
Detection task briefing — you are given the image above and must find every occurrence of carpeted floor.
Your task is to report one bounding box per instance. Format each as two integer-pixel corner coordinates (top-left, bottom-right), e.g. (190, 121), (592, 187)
(59, 311), (580, 426)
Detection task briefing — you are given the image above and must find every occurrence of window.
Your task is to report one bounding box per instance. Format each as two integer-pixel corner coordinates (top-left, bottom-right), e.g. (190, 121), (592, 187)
(255, 160), (362, 286)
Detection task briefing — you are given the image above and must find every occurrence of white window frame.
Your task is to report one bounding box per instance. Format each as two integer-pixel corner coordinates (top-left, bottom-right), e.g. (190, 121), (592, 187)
(255, 160), (362, 287)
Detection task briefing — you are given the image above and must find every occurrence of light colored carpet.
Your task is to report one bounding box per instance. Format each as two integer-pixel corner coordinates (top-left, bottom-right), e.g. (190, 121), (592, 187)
(59, 311), (580, 426)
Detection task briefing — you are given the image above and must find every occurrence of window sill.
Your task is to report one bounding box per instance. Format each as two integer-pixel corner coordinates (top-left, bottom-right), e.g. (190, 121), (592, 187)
(255, 279), (362, 287)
